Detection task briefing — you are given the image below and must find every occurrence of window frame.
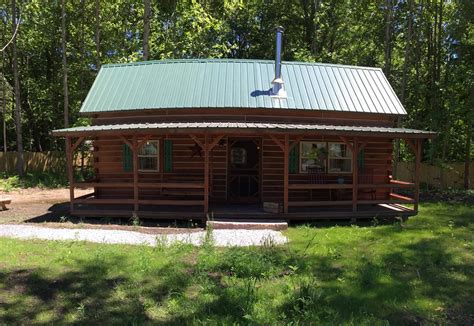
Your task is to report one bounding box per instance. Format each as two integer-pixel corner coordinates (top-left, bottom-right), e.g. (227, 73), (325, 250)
(138, 140), (160, 172)
(299, 141), (327, 174)
(327, 142), (353, 174)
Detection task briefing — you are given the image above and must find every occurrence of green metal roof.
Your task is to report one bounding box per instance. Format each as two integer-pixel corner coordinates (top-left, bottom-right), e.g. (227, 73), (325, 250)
(53, 122), (434, 138)
(80, 59), (406, 115)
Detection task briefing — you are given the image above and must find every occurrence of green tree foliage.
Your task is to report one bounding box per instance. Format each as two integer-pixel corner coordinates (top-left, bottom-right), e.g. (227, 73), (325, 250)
(0, 0), (472, 163)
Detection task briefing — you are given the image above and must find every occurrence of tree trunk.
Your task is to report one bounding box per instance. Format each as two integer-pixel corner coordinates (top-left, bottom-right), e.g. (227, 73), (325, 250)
(299, 0), (319, 56)
(11, 0), (23, 177)
(2, 36), (7, 157)
(465, 127), (472, 190)
(79, 0), (85, 93)
(400, 0), (414, 104)
(383, 0), (394, 77)
(61, 0), (69, 128)
(143, 0), (151, 60)
(95, 0), (101, 70)
(436, 0), (443, 83)
(394, 0), (414, 179)
(465, 87), (474, 190)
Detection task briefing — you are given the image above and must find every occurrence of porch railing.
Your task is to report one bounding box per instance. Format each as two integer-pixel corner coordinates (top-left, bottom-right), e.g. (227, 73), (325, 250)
(287, 178), (416, 209)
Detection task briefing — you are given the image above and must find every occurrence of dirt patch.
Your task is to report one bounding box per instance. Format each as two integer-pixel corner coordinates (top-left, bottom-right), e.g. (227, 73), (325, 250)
(0, 187), (92, 205)
(0, 188), (92, 223)
(0, 187), (203, 233)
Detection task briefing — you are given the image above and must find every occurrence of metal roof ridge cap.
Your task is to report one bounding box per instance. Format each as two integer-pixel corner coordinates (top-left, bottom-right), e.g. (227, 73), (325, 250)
(101, 58), (277, 68)
(281, 61), (382, 71)
(100, 58), (383, 72)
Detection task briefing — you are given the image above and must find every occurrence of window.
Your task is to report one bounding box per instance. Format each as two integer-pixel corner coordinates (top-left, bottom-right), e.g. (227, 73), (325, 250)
(328, 142), (352, 173)
(299, 141), (327, 173)
(231, 147), (247, 166)
(138, 140), (159, 171)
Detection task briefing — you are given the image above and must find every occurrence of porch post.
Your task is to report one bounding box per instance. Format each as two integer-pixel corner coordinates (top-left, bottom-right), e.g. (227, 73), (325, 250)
(66, 136), (74, 213)
(132, 136), (139, 213)
(204, 133), (209, 214)
(352, 137), (358, 212)
(283, 134), (289, 214)
(414, 139), (421, 211)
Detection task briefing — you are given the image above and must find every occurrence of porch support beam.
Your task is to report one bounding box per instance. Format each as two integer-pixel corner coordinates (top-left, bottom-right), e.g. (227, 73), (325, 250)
(290, 135), (305, 151)
(71, 137), (85, 152)
(204, 133), (210, 214)
(66, 137), (75, 213)
(189, 134), (204, 149)
(136, 135), (153, 149)
(120, 136), (133, 150)
(339, 136), (354, 152)
(268, 134), (285, 151)
(283, 134), (289, 214)
(414, 139), (421, 211)
(208, 134), (225, 151)
(403, 138), (421, 211)
(358, 141), (367, 153)
(189, 133), (223, 215)
(132, 136), (139, 212)
(352, 137), (358, 212)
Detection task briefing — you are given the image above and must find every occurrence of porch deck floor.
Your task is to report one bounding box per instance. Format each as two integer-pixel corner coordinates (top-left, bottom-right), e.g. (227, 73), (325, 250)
(72, 201), (415, 220)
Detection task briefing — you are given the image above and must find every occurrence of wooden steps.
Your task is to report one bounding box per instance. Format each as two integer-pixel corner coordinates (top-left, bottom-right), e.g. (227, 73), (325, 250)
(207, 220), (288, 231)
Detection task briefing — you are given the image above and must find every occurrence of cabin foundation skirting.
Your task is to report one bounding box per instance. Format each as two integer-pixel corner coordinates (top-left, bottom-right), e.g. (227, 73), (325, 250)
(64, 130), (424, 221)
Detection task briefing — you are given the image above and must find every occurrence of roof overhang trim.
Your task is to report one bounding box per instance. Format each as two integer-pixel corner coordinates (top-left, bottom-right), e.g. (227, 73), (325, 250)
(53, 122), (436, 139)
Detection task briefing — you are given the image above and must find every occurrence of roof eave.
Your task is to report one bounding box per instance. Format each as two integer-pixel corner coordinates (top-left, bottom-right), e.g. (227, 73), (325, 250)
(52, 126), (435, 139)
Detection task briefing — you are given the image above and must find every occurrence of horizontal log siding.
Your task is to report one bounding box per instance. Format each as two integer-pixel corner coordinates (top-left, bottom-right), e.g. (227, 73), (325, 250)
(262, 136), (393, 203)
(93, 135), (226, 201)
(92, 134), (393, 204)
(91, 108), (395, 127)
(261, 136), (284, 203)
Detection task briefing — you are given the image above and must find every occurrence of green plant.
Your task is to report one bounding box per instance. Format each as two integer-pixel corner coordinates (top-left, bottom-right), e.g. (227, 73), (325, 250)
(0, 171), (69, 191)
(130, 213), (141, 227)
(0, 202), (472, 325)
(201, 222), (214, 249)
(307, 146), (328, 161)
(285, 278), (324, 321)
(241, 277), (259, 318)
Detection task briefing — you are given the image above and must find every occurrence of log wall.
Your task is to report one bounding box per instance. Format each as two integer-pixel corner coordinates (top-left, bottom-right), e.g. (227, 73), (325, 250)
(92, 134), (393, 203)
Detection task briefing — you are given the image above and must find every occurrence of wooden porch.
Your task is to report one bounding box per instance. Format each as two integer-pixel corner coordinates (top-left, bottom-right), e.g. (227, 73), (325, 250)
(62, 126), (425, 222)
(69, 199), (416, 220)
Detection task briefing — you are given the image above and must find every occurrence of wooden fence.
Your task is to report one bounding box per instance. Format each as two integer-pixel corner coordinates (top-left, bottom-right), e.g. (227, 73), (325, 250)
(395, 162), (473, 189)
(0, 151), (89, 174)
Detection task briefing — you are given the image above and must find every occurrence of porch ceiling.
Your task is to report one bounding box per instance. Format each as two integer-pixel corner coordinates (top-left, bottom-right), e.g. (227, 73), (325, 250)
(52, 122), (435, 139)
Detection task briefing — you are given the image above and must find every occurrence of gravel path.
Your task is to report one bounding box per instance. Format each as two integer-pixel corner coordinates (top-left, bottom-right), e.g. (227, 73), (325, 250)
(0, 224), (287, 247)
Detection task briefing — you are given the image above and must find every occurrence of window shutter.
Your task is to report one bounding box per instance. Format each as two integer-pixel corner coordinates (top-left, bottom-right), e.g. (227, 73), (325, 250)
(358, 148), (365, 171)
(164, 140), (173, 172)
(123, 144), (133, 172)
(289, 144), (299, 174)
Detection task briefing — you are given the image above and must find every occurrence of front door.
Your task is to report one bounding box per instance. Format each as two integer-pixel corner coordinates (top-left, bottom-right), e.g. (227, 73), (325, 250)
(228, 138), (261, 203)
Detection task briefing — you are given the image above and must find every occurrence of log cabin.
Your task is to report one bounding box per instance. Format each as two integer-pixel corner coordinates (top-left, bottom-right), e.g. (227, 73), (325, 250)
(53, 28), (435, 221)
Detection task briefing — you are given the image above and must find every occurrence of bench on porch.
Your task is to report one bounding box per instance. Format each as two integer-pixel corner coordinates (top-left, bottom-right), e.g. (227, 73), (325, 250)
(72, 179), (206, 207)
(0, 197), (12, 210)
(288, 172), (417, 209)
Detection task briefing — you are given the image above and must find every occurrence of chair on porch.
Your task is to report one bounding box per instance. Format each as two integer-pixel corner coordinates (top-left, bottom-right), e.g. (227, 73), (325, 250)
(358, 167), (377, 200)
(307, 166), (326, 184)
(307, 166), (331, 200)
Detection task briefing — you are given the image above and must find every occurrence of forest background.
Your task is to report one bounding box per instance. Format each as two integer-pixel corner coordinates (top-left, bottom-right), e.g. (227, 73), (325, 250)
(0, 0), (472, 186)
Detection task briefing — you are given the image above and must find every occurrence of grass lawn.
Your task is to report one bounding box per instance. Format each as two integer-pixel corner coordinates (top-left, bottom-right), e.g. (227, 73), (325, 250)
(0, 203), (472, 325)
